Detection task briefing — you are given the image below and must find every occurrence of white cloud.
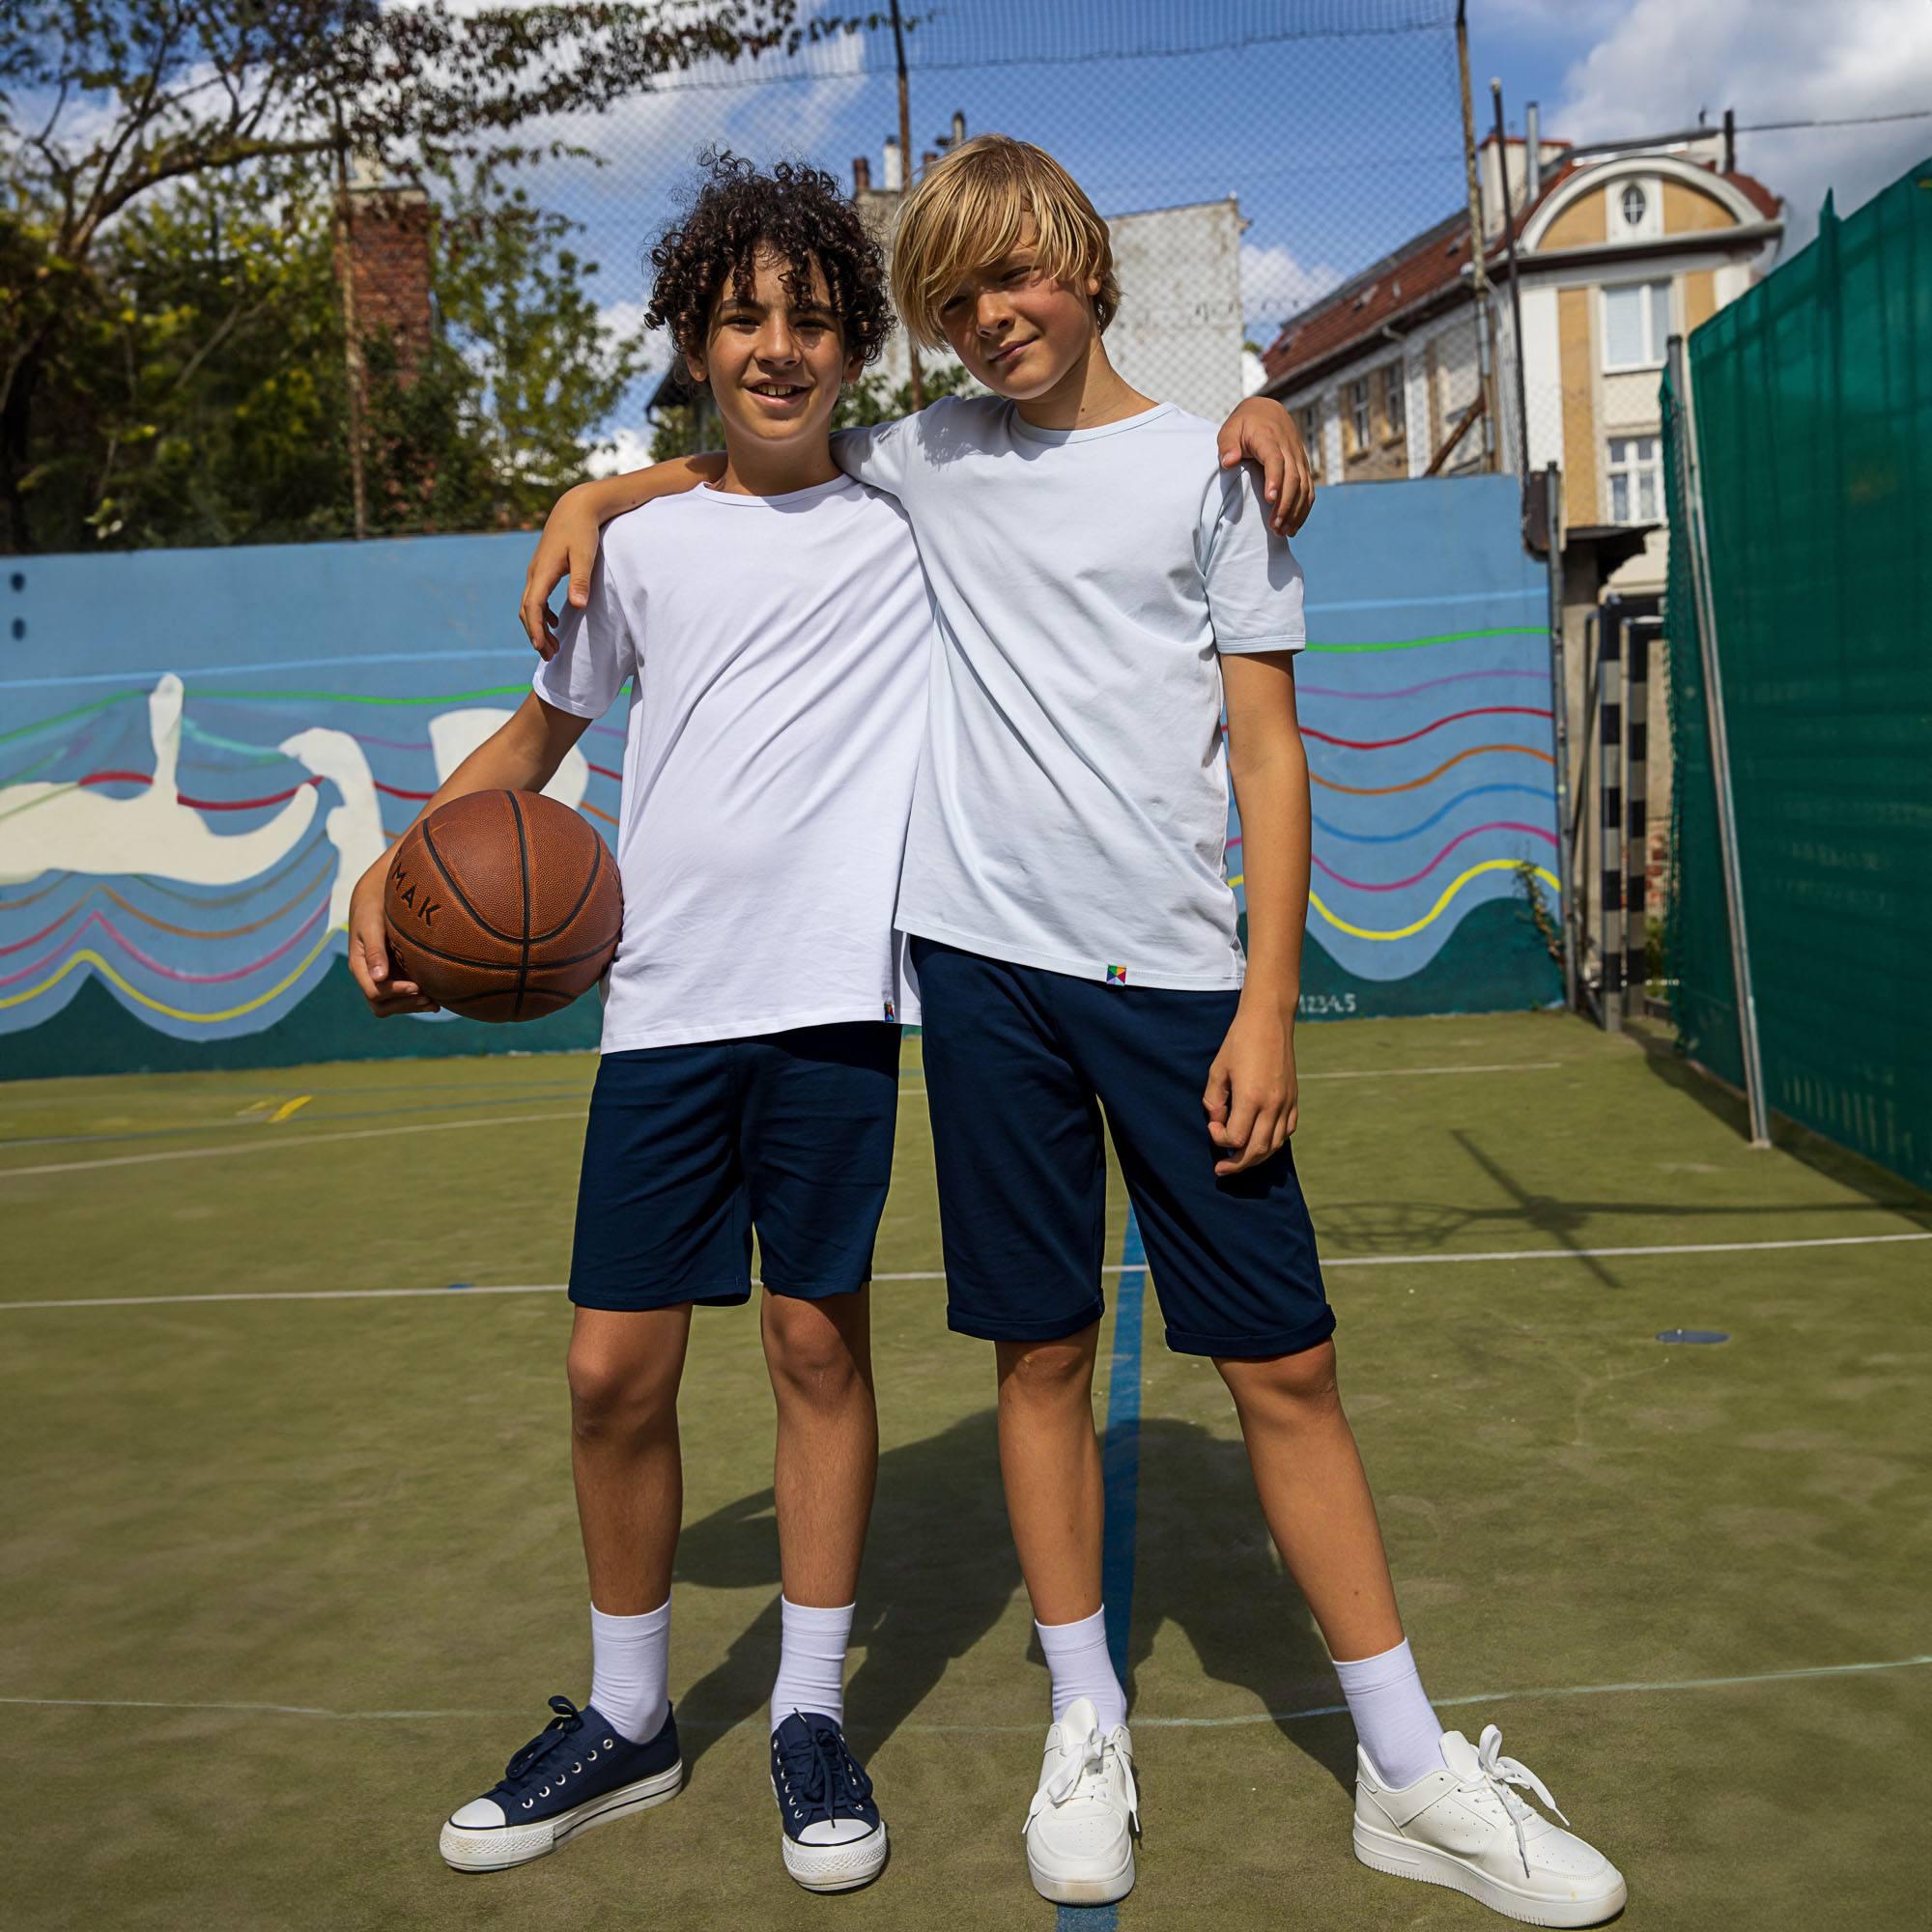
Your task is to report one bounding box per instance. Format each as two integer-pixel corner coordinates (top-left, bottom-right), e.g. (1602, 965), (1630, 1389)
(1240, 241), (1343, 335)
(585, 425), (655, 477)
(1550, 0), (1932, 248)
(1241, 348), (1269, 397)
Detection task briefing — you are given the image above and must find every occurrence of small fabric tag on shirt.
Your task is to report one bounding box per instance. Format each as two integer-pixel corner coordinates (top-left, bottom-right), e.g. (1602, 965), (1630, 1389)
(882, 997), (897, 1020)
(1105, 964), (1128, 986)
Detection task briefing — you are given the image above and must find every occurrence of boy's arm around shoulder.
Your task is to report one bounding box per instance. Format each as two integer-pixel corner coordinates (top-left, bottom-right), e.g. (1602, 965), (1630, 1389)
(1214, 394), (1315, 538)
(519, 453), (724, 657)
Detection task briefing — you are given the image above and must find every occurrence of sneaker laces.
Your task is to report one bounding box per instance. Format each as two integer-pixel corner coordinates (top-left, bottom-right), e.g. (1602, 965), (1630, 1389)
(775, 1716), (874, 1827)
(1468, 1724), (1569, 1876)
(1024, 1720), (1140, 1835)
(503, 1695), (586, 1785)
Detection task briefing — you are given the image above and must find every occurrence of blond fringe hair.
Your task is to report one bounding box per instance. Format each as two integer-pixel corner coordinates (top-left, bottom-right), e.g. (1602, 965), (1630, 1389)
(891, 134), (1121, 350)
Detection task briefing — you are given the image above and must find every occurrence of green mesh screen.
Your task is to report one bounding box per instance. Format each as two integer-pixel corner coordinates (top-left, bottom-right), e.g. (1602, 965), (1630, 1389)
(1661, 158), (1932, 1190)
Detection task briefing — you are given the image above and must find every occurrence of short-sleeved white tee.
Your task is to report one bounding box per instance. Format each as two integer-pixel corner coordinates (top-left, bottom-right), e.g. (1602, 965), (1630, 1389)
(835, 397), (1305, 990)
(534, 474), (930, 1051)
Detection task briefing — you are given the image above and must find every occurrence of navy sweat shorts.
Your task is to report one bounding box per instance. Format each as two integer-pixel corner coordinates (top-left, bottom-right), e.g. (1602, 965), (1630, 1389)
(911, 938), (1333, 1360)
(567, 1021), (900, 1311)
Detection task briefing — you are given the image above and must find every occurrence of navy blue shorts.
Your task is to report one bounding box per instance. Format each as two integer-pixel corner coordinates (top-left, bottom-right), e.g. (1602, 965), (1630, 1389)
(568, 1021), (900, 1311)
(911, 939), (1332, 1360)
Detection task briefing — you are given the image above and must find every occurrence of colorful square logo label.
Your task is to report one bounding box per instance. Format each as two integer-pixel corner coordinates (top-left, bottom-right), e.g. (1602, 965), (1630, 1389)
(1105, 964), (1128, 986)
(882, 997), (896, 1021)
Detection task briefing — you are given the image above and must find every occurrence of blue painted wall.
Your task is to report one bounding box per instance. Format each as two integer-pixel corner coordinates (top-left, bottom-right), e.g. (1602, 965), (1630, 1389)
(1, 477), (1558, 1078)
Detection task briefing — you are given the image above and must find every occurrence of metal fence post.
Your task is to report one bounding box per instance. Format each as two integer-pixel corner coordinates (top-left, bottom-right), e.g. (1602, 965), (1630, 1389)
(1626, 615), (1659, 1010)
(1543, 462), (1577, 1009)
(1666, 333), (1772, 1147)
(1598, 599), (1625, 1032)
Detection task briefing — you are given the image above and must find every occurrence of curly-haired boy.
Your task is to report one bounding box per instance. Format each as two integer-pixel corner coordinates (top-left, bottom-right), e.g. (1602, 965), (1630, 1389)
(349, 153), (921, 1892)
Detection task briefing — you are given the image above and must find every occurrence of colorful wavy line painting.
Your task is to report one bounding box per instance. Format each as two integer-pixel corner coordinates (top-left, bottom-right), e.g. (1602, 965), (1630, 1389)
(1, 481), (1559, 1052)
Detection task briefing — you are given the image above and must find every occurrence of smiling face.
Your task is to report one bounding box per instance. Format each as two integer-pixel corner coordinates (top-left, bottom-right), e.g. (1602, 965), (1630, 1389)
(935, 217), (1103, 403)
(687, 246), (862, 457)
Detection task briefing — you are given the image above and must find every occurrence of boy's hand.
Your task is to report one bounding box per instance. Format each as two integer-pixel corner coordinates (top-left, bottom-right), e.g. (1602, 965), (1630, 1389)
(519, 485), (605, 662)
(1218, 397), (1315, 537)
(346, 857), (439, 1017)
(1202, 1001), (1299, 1176)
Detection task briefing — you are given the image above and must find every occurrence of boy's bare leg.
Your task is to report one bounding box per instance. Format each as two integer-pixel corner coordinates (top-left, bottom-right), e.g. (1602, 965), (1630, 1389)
(995, 1327), (1106, 1624)
(567, 1304), (694, 1612)
(761, 1287), (878, 1607)
(1215, 1340), (1405, 1661)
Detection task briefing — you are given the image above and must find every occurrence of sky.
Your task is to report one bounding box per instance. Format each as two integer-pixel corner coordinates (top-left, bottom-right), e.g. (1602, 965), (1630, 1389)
(532, 0), (1930, 467)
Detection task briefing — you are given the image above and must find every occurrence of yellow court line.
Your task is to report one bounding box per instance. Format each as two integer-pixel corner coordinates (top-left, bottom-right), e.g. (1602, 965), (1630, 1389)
(269, 1095), (312, 1124)
(0, 925), (342, 1022)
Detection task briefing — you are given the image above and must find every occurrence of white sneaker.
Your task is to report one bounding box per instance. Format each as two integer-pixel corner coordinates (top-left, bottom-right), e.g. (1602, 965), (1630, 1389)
(1353, 1725), (1627, 1927)
(1022, 1696), (1138, 1906)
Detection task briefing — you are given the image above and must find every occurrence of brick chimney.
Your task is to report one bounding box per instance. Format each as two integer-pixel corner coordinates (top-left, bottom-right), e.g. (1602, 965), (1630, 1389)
(334, 156), (435, 385)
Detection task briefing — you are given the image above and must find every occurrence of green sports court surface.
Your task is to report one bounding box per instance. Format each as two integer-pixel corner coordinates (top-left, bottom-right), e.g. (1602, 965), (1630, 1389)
(3, 1009), (1927, 1930)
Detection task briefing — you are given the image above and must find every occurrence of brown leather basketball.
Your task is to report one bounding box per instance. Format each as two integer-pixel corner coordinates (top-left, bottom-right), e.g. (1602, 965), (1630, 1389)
(384, 790), (621, 1023)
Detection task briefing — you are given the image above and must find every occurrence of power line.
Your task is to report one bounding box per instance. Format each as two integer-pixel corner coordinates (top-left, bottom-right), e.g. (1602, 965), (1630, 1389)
(1734, 106), (1932, 135)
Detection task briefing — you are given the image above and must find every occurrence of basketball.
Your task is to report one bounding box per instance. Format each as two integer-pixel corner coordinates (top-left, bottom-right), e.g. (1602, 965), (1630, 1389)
(383, 790), (621, 1022)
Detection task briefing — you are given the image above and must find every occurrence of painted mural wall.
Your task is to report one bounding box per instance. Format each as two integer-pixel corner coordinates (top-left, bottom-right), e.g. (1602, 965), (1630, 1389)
(0, 477), (1558, 1080)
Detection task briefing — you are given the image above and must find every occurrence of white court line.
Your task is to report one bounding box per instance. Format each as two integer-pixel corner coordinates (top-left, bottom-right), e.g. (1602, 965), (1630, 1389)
(3, 1230), (1926, 1313)
(2, 1655), (1923, 1730)
(0, 1111), (583, 1179)
(1301, 1060), (1561, 1082)
(0, 1064), (1558, 1181)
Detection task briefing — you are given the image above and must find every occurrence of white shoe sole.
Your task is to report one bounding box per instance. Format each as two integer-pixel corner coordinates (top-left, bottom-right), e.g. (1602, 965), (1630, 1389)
(1026, 1842), (1135, 1907)
(1352, 1817), (1627, 1927)
(439, 1761), (684, 1872)
(780, 1821), (890, 1893)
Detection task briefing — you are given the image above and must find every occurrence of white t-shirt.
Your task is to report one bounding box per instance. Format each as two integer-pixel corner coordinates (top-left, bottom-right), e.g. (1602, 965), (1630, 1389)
(534, 474), (929, 1051)
(835, 397), (1305, 990)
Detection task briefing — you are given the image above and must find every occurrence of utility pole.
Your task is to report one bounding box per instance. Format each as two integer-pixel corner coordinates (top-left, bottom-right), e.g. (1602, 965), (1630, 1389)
(1490, 78), (1531, 484)
(890, 0), (924, 410)
(332, 107), (369, 541)
(1454, 1), (1498, 470)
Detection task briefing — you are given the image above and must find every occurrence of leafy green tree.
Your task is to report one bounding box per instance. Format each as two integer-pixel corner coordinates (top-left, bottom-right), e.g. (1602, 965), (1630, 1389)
(0, 0), (804, 549)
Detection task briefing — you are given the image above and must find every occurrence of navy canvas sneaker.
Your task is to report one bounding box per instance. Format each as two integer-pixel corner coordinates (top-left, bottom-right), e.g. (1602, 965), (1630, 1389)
(439, 1695), (683, 1872)
(769, 1711), (889, 1892)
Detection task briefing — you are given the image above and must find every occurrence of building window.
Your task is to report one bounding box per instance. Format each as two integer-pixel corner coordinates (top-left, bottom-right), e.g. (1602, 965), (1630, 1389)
(1607, 435), (1663, 524)
(1349, 377), (1371, 453)
(1383, 362), (1405, 439)
(1603, 280), (1672, 370)
(1297, 403), (1322, 476)
(1620, 184), (1647, 230)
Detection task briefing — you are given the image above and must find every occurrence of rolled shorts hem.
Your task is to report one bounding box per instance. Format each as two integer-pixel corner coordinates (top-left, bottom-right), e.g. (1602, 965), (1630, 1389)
(946, 1296), (1107, 1345)
(1163, 1306), (1337, 1360)
(568, 1278), (750, 1312)
(758, 1274), (873, 1302)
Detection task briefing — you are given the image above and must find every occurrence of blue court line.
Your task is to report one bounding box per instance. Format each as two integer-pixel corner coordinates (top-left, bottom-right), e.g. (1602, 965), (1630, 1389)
(0, 648), (529, 693)
(1058, 1208), (1147, 1931)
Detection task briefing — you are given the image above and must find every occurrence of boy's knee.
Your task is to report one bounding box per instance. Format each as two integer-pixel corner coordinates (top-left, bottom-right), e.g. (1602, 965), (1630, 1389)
(997, 1334), (1095, 1406)
(764, 1295), (867, 1405)
(1218, 1338), (1342, 1416)
(566, 1340), (677, 1440)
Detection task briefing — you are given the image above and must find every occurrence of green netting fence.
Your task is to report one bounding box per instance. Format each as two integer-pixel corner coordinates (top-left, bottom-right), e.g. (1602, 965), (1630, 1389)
(1660, 157), (1932, 1191)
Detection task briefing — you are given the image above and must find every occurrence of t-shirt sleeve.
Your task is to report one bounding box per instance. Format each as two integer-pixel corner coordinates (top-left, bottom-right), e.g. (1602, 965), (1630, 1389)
(831, 415), (915, 500)
(531, 551), (635, 718)
(1200, 465), (1307, 656)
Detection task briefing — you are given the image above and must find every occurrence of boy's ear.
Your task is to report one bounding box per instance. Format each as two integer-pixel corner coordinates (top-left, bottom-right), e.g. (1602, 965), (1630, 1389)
(685, 348), (708, 388)
(842, 348), (866, 384)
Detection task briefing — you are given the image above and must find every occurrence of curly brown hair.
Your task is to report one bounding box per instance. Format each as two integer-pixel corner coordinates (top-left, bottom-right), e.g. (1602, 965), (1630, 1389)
(644, 152), (894, 384)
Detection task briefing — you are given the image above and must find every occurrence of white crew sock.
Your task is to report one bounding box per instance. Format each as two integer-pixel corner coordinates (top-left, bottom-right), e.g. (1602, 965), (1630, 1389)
(1037, 1607), (1126, 1735)
(770, 1597), (855, 1734)
(588, 1597), (672, 1745)
(1332, 1636), (1446, 1788)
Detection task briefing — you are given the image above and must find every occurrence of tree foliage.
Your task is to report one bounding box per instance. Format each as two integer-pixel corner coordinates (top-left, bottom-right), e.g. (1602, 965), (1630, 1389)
(0, 0), (808, 549)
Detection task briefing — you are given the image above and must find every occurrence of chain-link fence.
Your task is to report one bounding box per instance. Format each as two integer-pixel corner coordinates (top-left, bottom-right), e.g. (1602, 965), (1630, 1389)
(6, 0), (1522, 552)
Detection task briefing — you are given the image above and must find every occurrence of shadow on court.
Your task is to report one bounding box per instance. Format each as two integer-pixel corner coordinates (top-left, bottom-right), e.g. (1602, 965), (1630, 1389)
(669, 1406), (1352, 1793)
